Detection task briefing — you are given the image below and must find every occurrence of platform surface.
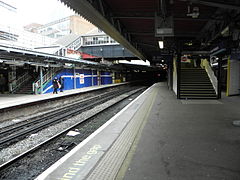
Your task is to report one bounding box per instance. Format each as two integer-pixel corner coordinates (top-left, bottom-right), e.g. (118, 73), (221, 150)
(0, 83), (127, 110)
(36, 82), (240, 180)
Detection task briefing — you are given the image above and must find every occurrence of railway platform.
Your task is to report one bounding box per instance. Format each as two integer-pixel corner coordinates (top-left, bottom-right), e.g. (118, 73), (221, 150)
(36, 82), (240, 180)
(0, 83), (127, 111)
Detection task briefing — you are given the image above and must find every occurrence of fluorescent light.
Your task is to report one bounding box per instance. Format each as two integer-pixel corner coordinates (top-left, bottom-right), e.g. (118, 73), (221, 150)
(158, 41), (164, 49)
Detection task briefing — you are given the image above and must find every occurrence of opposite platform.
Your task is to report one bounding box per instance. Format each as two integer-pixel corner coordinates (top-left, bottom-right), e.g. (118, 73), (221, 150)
(0, 83), (127, 110)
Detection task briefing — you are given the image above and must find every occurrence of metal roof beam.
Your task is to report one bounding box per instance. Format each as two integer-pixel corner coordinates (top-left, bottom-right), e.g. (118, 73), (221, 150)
(180, 0), (240, 10)
(111, 16), (222, 22)
(112, 16), (154, 19)
(60, 0), (146, 60)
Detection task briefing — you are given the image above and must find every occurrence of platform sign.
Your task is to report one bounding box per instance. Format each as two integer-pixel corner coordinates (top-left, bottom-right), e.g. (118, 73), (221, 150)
(80, 74), (84, 79)
(80, 79), (84, 84)
(80, 74), (84, 84)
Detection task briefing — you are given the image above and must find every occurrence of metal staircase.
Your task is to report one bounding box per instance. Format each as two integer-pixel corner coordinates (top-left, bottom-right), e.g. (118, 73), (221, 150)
(14, 77), (35, 94)
(12, 72), (34, 94)
(33, 67), (62, 94)
(180, 68), (217, 99)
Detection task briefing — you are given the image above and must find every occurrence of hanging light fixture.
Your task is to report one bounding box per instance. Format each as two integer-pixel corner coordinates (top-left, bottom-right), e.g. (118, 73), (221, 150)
(158, 41), (164, 49)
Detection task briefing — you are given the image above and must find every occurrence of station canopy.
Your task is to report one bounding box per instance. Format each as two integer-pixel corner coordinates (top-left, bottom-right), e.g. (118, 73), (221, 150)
(60, 0), (240, 63)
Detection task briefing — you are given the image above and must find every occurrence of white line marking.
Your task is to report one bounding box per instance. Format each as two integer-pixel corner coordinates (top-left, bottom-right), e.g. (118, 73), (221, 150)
(35, 84), (154, 180)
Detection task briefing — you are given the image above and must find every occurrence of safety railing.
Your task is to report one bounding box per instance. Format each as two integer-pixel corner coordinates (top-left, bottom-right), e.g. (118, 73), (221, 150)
(33, 67), (62, 94)
(201, 59), (218, 94)
(12, 72), (31, 93)
(82, 35), (118, 46)
(67, 36), (82, 50)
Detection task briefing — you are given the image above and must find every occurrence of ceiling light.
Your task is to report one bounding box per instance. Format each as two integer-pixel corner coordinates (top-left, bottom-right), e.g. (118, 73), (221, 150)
(158, 41), (164, 49)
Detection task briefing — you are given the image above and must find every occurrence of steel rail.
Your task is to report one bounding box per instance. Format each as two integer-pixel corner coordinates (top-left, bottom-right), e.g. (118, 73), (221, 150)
(0, 87), (145, 170)
(0, 87), (137, 147)
(0, 89), (123, 137)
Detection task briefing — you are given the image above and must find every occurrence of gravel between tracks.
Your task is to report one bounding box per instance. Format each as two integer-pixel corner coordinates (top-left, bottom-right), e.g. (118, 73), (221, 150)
(0, 93), (128, 165)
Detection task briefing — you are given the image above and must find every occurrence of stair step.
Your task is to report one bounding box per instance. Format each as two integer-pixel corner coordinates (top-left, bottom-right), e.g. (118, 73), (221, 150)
(180, 88), (215, 92)
(180, 96), (217, 99)
(181, 88), (215, 91)
(180, 94), (216, 97)
(179, 68), (217, 99)
(181, 84), (212, 86)
(181, 81), (211, 83)
(180, 92), (216, 95)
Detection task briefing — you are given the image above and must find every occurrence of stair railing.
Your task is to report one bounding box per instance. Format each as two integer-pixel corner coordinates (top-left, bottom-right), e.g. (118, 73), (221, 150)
(12, 72), (31, 93)
(67, 36), (82, 50)
(33, 67), (62, 94)
(202, 59), (218, 94)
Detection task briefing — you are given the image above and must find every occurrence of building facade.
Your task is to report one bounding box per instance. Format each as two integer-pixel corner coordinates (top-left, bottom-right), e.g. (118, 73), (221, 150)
(34, 15), (95, 39)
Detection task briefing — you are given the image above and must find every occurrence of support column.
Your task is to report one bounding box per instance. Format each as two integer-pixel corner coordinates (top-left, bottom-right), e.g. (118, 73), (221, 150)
(40, 66), (43, 94)
(97, 70), (101, 86)
(177, 53), (181, 99)
(92, 69), (94, 86)
(112, 71), (115, 84)
(217, 56), (222, 99)
(167, 58), (173, 90)
(73, 66), (76, 89)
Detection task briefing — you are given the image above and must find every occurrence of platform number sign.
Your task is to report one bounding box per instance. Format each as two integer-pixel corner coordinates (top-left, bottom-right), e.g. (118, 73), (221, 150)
(80, 74), (84, 84)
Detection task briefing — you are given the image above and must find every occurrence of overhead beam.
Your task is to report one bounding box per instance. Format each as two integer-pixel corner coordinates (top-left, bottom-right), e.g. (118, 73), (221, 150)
(129, 32), (154, 35)
(174, 17), (222, 21)
(138, 43), (157, 48)
(112, 16), (222, 22)
(198, 8), (234, 47)
(180, 0), (240, 10)
(182, 51), (210, 55)
(112, 16), (154, 19)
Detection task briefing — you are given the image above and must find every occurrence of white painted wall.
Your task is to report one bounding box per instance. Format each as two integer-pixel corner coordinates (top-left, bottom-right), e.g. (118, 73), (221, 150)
(173, 57), (177, 95)
(227, 59), (240, 96)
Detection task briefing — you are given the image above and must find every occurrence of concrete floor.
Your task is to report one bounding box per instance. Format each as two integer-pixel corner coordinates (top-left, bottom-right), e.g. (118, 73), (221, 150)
(123, 83), (240, 180)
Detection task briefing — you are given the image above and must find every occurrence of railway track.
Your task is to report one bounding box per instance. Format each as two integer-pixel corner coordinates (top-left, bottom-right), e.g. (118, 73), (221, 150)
(0, 87), (139, 147)
(0, 86), (145, 170)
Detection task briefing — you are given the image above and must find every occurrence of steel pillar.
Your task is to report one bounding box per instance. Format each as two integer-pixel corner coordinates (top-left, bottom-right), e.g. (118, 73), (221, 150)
(73, 67), (76, 89)
(40, 66), (43, 94)
(217, 56), (222, 99)
(177, 53), (181, 99)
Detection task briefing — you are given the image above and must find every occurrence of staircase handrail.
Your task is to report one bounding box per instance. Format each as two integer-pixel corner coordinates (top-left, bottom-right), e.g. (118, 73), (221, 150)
(202, 59), (218, 93)
(67, 36), (82, 50)
(33, 67), (61, 94)
(12, 72), (31, 93)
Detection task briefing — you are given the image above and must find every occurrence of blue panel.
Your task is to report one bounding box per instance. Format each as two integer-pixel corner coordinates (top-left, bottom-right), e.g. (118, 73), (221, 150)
(84, 77), (92, 87)
(93, 77), (98, 85)
(101, 77), (112, 85)
(101, 71), (111, 75)
(41, 68), (113, 94)
(42, 69), (75, 94)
